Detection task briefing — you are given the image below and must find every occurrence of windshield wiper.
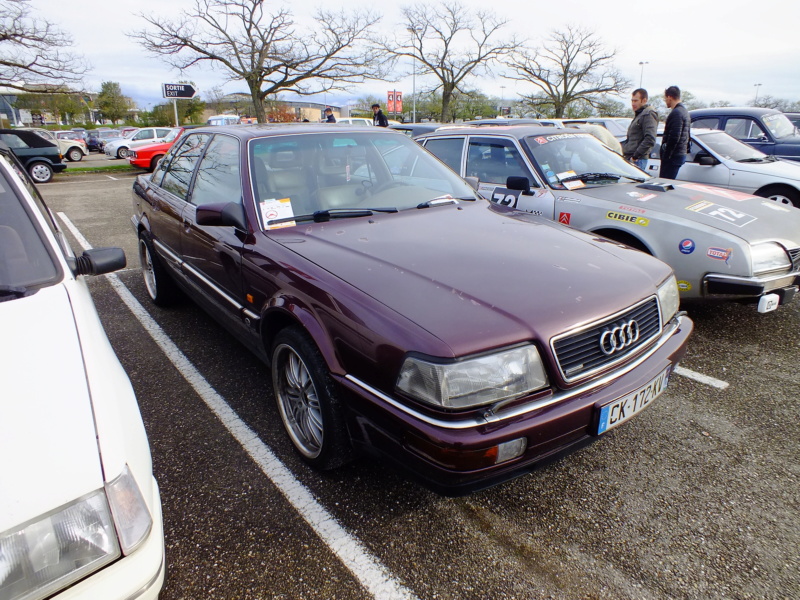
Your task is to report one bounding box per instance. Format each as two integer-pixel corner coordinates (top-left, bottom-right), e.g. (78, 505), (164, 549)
(0, 285), (29, 301)
(560, 172), (646, 183)
(267, 207), (398, 225)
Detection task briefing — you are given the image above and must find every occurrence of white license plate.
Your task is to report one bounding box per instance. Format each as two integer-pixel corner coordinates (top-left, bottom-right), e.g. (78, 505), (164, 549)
(597, 367), (670, 435)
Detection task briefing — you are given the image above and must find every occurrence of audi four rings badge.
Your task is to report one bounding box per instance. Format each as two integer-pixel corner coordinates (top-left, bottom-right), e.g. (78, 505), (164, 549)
(599, 320), (640, 355)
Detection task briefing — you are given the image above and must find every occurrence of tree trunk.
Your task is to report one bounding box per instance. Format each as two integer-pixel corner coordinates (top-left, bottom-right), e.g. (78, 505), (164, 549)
(441, 85), (455, 123)
(248, 83), (267, 123)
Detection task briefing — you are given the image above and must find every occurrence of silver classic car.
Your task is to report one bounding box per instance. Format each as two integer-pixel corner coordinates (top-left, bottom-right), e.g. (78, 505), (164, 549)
(416, 126), (800, 312)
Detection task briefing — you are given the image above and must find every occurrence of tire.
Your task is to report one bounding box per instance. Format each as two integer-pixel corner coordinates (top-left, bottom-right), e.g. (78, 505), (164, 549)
(67, 147), (83, 162)
(138, 231), (180, 306)
(148, 154), (164, 172)
(271, 327), (352, 470)
(755, 185), (800, 208)
(117, 146), (130, 159)
(28, 161), (53, 184)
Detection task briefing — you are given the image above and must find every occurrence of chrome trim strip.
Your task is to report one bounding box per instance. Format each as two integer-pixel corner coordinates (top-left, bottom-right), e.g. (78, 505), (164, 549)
(151, 240), (260, 322)
(345, 315), (685, 430)
(704, 270), (800, 286)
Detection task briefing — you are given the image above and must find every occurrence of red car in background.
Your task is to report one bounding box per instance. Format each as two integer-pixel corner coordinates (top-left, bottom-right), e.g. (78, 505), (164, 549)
(127, 128), (183, 172)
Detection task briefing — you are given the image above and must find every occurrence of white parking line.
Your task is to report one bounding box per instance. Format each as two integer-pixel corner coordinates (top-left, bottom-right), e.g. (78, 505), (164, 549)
(57, 213), (418, 600)
(674, 366), (729, 390)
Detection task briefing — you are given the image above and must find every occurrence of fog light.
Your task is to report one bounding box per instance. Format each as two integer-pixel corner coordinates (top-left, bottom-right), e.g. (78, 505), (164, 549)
(495, 438), (527, 464)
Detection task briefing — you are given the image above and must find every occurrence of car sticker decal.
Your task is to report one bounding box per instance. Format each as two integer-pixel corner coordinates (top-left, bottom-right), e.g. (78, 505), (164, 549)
(679, 239), (695, 254)
(261, 197), (295, 229)
(707, 247), (733, 264)
(606, 211), (650, 226)
(617, 205), (647, 214)
(685, 201), (756, 227)
(678, 183), (755, 202)
(558, 212), (571, 225)
(677, 280), (692, 292)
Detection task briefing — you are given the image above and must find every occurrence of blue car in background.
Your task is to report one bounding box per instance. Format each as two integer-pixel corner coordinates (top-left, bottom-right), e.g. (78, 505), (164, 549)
(690, 107), (800, 162)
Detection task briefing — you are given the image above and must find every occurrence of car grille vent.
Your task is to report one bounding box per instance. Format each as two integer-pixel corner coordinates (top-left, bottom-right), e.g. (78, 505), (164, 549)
(788, 247), (800, 271)
(552, 297), (661, 382)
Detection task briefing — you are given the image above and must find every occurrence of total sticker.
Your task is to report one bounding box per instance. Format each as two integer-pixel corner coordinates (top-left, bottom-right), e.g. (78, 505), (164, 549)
(677, 280), (692, 292)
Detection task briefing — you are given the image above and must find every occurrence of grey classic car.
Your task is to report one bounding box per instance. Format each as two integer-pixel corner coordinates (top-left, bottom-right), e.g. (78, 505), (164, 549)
(416, 125), (800, 312)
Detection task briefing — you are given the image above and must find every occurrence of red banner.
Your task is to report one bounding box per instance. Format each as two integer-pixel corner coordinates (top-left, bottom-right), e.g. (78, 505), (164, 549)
(387, 92), (395, 113)
(395, 92), (403, 113)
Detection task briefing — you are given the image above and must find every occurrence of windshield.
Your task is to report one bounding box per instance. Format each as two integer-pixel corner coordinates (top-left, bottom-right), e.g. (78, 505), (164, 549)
(762, 113), (796, 139)
(698, 131), (766, 161)
(0, 165), (59, 291)
(249, 131), (477, 229)
(523, 133), (647, 189)
(164, 128), (181, 143)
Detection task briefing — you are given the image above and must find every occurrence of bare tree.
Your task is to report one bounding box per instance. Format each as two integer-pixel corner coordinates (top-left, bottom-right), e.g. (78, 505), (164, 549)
(132, 0), (384, 123)
(0, 0), (88, 92)
(506, 27), (629, 118)
(377, 1), (516, 122)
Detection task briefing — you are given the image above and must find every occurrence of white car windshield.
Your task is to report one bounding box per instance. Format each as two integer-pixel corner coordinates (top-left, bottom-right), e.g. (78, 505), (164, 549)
(762, 113), (796, 139)
(249, 131), (477, 228)
(698, 131), (768, 162)
(523, 133), (647, 189)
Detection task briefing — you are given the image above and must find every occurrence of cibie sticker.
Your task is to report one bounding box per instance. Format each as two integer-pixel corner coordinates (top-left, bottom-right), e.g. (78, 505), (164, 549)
(606, 211), (650, 226)
(679, 239), (695, 254)
(677, 280), (692, 292)
(261, 198), (295, 229)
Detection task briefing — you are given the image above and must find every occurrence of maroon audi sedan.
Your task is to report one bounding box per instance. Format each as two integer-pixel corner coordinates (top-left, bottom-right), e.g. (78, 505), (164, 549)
(131, 124), (692, 494)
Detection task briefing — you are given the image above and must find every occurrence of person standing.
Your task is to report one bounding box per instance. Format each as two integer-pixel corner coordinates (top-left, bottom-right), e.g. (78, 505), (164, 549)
(660, 85), (691, 180)
(324, 107), (336, 123)
(622, 88), (658, 171)
(372, 103), (389, 127)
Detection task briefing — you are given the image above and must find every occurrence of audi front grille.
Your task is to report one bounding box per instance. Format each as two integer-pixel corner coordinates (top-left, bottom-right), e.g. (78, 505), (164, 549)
(551, 296), (661, 383)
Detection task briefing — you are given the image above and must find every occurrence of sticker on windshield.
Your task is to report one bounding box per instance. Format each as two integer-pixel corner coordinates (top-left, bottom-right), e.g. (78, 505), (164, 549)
(261, 197), (296, 229)
(685, 201), (756, 227)
(544, 133), (592, 142)
(563, 180), (585, 190)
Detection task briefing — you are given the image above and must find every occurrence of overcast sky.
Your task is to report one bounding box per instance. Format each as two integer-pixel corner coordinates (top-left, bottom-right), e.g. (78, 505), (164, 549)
(30, 0), (799, 111)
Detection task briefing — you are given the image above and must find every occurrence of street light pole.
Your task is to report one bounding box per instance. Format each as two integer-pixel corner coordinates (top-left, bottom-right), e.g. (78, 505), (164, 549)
(638, 61), (649, 88)
(408, 27), (421, 123)
(754, 83), (762, 104)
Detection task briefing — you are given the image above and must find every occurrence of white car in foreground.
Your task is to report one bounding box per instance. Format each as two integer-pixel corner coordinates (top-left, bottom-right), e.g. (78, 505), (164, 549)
(645, 128), (800, 207)
(0, 145), (165, 600)
(104, 127), (175, 159)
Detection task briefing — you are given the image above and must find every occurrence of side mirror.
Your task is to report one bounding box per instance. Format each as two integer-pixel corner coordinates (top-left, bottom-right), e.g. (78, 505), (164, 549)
(463, 176), (480, 191)
(506, 176), (531, 193)
(195, 201), (247, 230)
(696, 154), (719, 166)
(69, 247), (126, 276)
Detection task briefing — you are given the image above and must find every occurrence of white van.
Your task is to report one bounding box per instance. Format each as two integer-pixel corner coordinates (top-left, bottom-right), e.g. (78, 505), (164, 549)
(207, 114), (241, 126)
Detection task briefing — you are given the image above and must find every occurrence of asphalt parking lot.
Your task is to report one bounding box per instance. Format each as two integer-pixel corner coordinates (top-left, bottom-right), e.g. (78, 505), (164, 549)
(40, 171), (799, 600)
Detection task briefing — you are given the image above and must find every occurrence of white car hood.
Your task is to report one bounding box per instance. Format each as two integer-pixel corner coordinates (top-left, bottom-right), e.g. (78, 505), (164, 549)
(0, 284), (103, 531)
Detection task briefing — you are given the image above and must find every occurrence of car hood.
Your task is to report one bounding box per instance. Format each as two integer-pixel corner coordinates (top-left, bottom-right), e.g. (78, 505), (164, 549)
(576, 180), (800, 247)
(269, 201), (671, 357)
(0, 284), (103, 531)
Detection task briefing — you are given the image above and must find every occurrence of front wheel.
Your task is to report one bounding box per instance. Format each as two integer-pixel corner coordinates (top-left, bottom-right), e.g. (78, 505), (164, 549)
(755, 185), (800, 208)
(67, 147), (83, 162)
(271, 327), (352, 470)
(148, 154), (164, 172)
(138, 231), (180, 306)
(117, 146), (130, 159)
(28, 161), (53, 183)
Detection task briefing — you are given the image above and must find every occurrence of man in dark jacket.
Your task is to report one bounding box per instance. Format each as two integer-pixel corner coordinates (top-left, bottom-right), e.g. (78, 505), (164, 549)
(622, 88), (658, 171)
(660, 86), (691, 179)
(372, 103), (389, 127)
(324, 107), (336, 123)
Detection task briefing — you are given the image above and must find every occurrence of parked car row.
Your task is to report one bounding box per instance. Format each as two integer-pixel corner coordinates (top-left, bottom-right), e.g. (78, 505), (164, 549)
(0, 129), (66, 183)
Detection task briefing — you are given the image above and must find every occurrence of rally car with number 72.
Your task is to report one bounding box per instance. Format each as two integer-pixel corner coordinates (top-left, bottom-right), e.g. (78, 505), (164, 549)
(416, 126), (800, 312)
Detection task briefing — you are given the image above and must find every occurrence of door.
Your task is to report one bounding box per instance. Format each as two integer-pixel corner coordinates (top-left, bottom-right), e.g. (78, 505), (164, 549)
(723, 117), (775, 156)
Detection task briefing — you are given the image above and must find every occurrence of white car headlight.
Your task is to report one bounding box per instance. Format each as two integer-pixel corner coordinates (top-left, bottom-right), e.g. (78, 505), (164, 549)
(657, 275), (680, 326)
(0, 466), (152, 600)
(396, 345), (548, 409)
(751, 243), (791, 275)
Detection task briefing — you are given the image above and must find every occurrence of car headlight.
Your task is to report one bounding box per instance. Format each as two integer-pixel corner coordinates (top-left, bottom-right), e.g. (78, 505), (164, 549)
(0, 466), (151, 600)
(657, 275), (680, 326)
(751, 243), (791, 275)
(396, 345), (548, 409)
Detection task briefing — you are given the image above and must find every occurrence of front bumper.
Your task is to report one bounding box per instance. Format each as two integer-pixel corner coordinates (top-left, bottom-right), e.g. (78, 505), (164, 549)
(337, 314), (693, 495)
(703, 271), (800, 304)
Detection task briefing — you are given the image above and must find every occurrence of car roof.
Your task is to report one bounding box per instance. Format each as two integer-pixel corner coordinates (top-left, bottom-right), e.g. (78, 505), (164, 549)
(689, 106), (781, 117)
(415, 125), (573, 140)
(170, 123), (407, 140)
(0, 129), (57, 148)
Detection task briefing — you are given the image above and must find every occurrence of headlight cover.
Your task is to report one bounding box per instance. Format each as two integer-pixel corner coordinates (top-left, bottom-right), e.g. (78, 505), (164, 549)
(751, 243), (790, 275)
(0, 491), (121, 600)
(657, 275), (680, 326)
(396, 345), (548, 409)
(105, 465), (153, 556)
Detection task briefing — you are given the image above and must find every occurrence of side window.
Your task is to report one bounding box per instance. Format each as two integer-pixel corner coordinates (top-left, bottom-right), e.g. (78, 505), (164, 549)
(156, 128), (172, 138)
(692, 118), (719, 130)
(423, 138), (464, 173)
(0, 134), (28, 149)
(159, 134), (211, 200)
(724, 118), (766, 141)
(466, 137), (535, 185)
(191, 135), (241, 207)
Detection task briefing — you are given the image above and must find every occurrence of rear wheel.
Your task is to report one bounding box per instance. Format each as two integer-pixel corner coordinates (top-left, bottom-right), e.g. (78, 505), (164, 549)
(138, 231), (180, 306)
(755, 185), (800, 208)
(67, 147), (83, 162)
(28, 161), (53, 183)
(271, 327), (352, 469)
